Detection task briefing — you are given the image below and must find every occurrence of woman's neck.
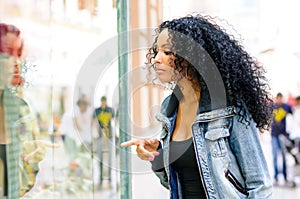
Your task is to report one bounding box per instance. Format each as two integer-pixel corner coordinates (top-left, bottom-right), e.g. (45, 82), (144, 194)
(178, 79), (200, 104)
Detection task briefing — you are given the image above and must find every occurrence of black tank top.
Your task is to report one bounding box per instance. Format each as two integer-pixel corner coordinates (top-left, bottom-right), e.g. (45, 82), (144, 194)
(170, 138), (207, 199)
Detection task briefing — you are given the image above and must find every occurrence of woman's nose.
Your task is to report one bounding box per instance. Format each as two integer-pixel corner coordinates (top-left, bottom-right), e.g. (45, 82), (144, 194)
(154, 52), (162, 64)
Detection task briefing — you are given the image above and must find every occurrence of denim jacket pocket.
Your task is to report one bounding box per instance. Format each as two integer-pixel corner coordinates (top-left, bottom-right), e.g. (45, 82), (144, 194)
(205, 127), (230, 158)
(225, 169), (248, 196)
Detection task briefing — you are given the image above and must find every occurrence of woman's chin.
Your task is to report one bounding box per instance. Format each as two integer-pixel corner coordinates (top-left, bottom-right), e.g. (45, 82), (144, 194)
(158, 78), (171, 84)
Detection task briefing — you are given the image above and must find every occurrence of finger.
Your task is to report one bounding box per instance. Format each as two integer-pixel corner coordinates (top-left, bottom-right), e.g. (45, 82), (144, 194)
(137, 153), (153, 161)
(137, 151), (159, 161)
(145, 139), (152, 145)
(150, 138), (159, 143)
(120, 140), (140, 147)
(147, 138), (159, 146)
(136, 144), (159, 161)
(145, 139), (160, 154)
(137, 151), (154, 161)
(152, 150), (160, 156)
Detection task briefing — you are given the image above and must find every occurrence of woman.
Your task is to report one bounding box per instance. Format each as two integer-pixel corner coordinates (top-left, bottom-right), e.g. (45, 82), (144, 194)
(121, 14), (273, 199)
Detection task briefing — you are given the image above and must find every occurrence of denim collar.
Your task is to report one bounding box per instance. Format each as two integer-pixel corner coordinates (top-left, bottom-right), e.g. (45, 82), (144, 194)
(194, 106), (236, 123)
(156, 85), (235, 125)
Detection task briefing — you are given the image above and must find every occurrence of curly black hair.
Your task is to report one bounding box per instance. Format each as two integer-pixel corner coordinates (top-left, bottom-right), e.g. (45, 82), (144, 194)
(147, 14), (273, 129)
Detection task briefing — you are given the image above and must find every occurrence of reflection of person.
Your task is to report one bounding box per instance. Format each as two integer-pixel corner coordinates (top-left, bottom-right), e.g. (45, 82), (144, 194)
(94, 96), (115, 138)
(0, 23), (24, 86)
(73, 94), (94, 150)
(271, 92), (292, 185)
(58, 95), (94, 187)
(59, 110), (80, 161)
(122, 14), (273, 198)
(94, 96), (115, 184)
(0, 23), (58, 198)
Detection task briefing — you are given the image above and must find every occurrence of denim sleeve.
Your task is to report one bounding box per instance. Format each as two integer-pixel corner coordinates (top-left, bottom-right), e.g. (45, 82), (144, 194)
(150, 142), (169, 189)
(230, 113), (272, 198)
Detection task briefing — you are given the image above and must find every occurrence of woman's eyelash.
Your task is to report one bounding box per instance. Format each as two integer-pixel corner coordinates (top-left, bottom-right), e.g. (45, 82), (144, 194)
(153, 48), (173, 55)
(164, 51), (173, 55)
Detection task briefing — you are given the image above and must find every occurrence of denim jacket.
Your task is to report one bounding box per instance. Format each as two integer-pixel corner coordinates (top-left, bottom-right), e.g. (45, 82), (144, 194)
(152, 91), (272, 199)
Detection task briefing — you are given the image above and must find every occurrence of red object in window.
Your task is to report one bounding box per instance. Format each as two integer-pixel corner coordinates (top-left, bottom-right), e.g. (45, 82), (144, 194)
(0, 23), (24, 86)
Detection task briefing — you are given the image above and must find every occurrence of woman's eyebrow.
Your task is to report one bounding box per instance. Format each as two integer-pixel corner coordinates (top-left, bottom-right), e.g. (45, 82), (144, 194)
(159, 44), (171, 49)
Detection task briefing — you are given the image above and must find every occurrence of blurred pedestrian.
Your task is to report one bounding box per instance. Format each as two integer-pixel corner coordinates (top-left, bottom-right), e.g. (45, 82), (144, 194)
(94, 96), (115, 185)
(271, 92), (293, 185)
(122, 14), (273, 198)
(58, 94), (95, 191)
(288, 96), (300, 141)
(94, 96), (115, 139)
(59, 110), (80, 161)
(286, 95), (300, 164)
(287, 93), (295, 109)
(73, 94), (94, 151)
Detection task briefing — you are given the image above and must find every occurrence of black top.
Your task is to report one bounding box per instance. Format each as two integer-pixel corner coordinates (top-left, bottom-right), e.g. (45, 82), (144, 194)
(170, 138), (207, 199)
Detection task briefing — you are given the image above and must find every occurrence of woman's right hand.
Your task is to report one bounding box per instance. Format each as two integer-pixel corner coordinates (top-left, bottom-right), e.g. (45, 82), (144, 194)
(121, 138), (160, 161)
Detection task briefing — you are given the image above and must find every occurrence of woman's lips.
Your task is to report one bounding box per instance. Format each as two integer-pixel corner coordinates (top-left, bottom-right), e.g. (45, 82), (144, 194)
(155, 68), (165, 73)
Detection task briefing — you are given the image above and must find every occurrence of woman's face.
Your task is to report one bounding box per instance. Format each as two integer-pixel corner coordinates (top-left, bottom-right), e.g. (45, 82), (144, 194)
(154, 29), (177, 83)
